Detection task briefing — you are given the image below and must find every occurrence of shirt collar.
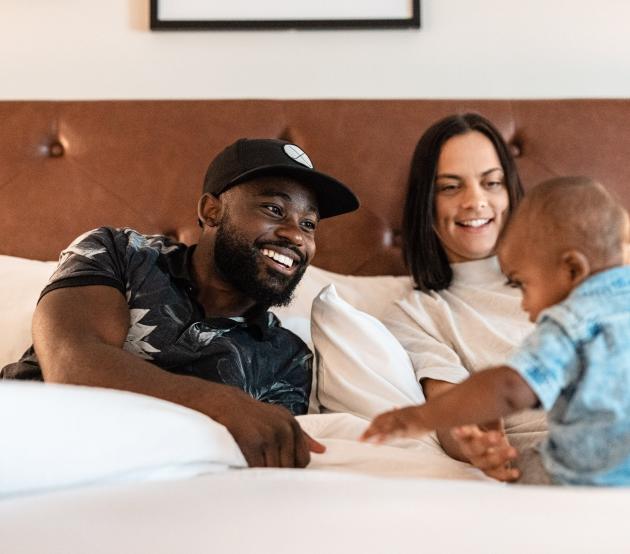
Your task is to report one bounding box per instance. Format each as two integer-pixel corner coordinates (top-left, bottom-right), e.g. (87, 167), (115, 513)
(160, 242), (197, 286)
(570, 265), (630, 299)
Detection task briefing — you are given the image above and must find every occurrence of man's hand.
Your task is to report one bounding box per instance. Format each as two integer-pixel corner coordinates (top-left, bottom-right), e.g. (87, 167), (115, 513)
(450, 423), (519, 482)
(213, 391), (325, 468)
(360, 406), (429, 443)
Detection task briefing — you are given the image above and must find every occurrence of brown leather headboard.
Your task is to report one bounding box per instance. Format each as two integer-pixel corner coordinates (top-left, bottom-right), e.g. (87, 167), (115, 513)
(2, 99), (629, 275)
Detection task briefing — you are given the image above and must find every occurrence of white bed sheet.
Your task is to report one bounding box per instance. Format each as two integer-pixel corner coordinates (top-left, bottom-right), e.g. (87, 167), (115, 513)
(300, 412), (487, 481)
(1, 467), (628, 554)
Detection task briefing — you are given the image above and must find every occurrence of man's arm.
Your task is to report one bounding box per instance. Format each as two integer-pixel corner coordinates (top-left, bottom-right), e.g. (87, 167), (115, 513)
(34, 285), (324, 468)
(362, 367), (538, 443)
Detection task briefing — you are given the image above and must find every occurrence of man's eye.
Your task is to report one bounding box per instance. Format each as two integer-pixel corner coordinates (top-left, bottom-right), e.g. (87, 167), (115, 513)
(264, 205), (282, 216)
(301, 220), (317, 232)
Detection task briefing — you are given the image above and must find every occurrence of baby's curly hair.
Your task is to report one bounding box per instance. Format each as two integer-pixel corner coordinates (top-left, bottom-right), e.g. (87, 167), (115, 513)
(501, 176), (629, 270)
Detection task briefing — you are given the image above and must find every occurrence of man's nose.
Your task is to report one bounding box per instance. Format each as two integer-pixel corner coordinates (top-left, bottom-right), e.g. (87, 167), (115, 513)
(275, 218), (305, 246)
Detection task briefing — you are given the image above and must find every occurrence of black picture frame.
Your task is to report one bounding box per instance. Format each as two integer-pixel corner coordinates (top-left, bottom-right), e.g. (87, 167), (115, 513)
(150, 0), (420, 31)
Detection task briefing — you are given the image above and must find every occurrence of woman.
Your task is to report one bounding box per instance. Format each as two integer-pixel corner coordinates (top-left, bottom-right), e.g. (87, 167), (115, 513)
(384, 113), (547, 481)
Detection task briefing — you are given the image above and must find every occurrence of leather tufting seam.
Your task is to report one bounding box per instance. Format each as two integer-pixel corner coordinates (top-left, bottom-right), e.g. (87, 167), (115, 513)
(62, 157), (159, 228)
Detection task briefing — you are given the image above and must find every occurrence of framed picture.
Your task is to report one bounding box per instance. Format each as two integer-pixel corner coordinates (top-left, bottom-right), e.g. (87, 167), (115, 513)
(150, 0), (421, 30)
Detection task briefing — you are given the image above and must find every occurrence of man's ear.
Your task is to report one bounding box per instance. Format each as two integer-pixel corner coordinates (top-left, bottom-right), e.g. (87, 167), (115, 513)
(197, 193), (222, 228)
(561, 249), (591, 286)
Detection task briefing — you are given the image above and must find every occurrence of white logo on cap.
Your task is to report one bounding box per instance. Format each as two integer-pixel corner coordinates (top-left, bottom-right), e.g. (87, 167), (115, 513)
(283, 144), (313, 169)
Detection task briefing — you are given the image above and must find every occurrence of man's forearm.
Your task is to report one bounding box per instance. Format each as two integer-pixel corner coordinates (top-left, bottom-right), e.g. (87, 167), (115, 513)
(39, 336), (245, 421)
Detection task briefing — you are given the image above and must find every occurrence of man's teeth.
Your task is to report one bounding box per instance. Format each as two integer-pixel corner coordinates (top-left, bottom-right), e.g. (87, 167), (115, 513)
(459, 219), (490, 228)
(261, 248), (294, 268)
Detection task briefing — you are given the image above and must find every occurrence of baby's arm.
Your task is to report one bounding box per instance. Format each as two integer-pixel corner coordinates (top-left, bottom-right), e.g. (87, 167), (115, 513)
(361, 366), (538, 442)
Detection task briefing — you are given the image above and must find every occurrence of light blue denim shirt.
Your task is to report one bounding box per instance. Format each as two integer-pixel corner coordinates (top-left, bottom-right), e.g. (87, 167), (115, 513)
(507, 265), (630, 486)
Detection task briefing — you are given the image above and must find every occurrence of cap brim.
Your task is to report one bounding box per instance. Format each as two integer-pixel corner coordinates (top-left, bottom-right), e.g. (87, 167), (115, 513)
(229, 165), (359, 219)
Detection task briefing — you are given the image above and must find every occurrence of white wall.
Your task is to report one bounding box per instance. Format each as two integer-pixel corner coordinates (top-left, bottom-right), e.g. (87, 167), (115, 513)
(2, 0), (630, 99)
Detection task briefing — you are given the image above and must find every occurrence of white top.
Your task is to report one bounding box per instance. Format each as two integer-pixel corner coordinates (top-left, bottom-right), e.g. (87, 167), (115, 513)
(383, 256), (532, 384)
(384, 256), (533, 383)
(383, 256), (547, 441)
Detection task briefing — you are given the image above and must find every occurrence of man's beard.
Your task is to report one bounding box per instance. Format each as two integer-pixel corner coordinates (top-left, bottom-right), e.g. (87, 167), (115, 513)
(213, 218), (307, 308)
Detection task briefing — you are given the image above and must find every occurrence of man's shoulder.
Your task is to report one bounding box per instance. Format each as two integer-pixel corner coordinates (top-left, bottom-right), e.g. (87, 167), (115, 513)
(91, 228), (191, 273)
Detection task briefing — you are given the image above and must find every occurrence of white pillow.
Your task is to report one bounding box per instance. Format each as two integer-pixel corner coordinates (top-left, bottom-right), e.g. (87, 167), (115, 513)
(0, 255), (57, 369)
(312, 285), (424, 420)
(0, 381), (246, 497)
(272, 265), (413, 349)
(272, 266), (413, 414)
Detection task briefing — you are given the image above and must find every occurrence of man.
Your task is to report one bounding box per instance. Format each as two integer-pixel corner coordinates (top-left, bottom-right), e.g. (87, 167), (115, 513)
(1, 138), (359, 468)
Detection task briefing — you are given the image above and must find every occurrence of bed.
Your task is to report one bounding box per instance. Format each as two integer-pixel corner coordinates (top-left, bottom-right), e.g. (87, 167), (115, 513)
(2, 99), (630, 552)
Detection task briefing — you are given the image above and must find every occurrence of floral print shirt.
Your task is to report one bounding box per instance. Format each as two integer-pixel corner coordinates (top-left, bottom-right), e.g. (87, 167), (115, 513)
(2, 227), (312, 415)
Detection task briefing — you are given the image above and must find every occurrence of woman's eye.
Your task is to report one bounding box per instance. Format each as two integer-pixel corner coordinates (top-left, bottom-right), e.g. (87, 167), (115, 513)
(485, 180), (504, 189)
(436, 183), (459, 193)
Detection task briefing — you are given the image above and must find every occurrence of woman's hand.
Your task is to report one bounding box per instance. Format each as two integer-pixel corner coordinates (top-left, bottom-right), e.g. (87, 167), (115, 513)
(450, 422), (520, 482)
(419, 379), (520, 481)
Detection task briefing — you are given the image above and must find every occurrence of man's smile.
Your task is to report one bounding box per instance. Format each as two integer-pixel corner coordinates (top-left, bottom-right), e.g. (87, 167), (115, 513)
(259, 246), (303, 274)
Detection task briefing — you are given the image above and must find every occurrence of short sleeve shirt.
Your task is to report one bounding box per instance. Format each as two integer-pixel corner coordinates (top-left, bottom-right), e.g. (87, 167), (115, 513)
(507, 266), (630, 485)
(2, 227), (313, 416)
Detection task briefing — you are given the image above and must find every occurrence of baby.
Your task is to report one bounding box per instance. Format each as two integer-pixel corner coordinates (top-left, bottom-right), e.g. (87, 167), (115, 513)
(362, 176), (630, 486)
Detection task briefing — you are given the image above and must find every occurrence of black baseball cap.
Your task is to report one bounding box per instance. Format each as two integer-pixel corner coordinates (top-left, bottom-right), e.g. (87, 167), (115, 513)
(203, 138), (359, 218)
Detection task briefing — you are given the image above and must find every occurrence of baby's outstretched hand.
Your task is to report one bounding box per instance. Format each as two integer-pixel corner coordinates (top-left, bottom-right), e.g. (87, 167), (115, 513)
(361, 406), (429, 443)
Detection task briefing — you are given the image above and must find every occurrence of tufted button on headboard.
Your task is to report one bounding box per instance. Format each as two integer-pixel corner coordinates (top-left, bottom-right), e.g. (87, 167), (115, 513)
(2, 99), (629, 275)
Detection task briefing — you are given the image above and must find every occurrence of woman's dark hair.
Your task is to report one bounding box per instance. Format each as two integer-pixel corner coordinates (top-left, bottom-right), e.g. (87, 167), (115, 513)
(403, 113), (523, 292)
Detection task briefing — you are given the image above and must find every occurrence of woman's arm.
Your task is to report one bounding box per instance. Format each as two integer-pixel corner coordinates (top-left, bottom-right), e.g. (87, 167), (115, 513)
(423, 378), (481, 461)
(423, 378), (526, 480)
(383, 299), (536, 480)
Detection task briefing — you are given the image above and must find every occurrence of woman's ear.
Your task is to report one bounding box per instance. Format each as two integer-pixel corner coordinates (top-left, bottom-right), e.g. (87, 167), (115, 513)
(561, 249), (591, 286)
(197, 193), (222, 228)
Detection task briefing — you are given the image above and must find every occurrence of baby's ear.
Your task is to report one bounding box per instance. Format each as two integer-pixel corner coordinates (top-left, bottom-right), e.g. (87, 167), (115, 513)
(561, 249), (590, 285)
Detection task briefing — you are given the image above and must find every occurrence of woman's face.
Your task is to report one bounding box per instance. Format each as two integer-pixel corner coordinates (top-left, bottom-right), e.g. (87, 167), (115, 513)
(433, 131), (510, 263)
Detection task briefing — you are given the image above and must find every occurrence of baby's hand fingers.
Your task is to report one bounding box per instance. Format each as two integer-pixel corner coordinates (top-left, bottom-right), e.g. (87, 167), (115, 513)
(361, 414), (401, 443)
(362, 408), (429, 443)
